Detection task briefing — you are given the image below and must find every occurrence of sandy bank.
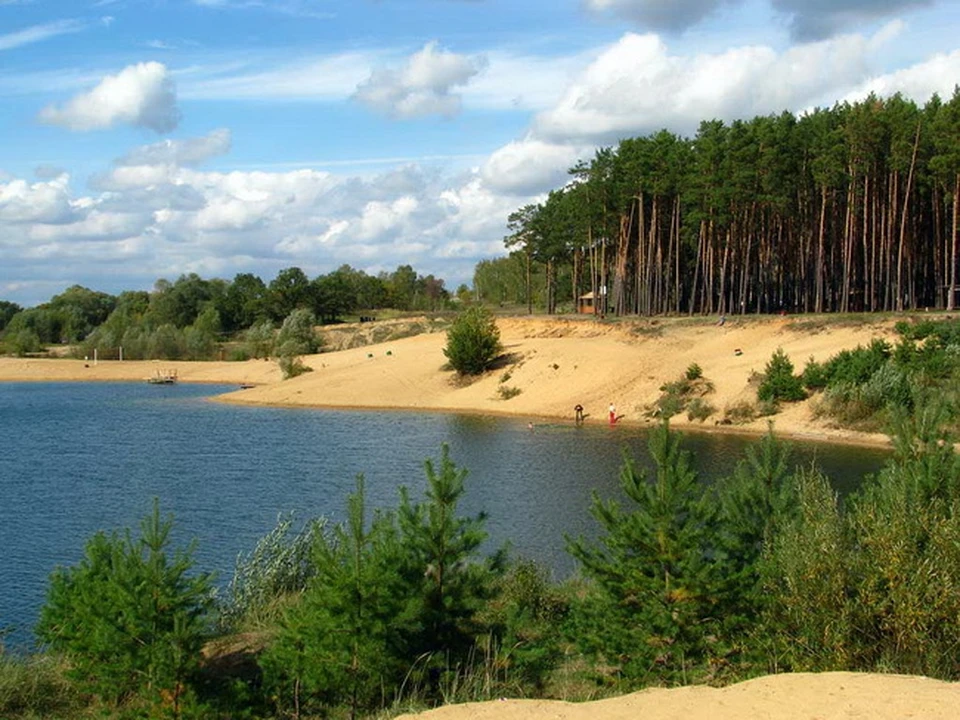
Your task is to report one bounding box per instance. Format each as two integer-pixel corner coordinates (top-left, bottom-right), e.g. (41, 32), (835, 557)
(396, 672), (960, 720)
(220, 315), (895, 447)
(0, 315), (897, 447)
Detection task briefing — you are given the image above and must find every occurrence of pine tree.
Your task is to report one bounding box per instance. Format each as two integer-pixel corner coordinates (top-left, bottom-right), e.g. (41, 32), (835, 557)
(566, 422), (720, 681)
(36, 500), (213, 710)
(395, 445), (504, 675)
(260, 477), (403, 719)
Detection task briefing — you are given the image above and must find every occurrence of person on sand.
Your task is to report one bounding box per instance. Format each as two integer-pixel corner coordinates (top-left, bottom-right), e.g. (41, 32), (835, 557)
(574, 404), (584, 424)
(609, 403), (616, 424)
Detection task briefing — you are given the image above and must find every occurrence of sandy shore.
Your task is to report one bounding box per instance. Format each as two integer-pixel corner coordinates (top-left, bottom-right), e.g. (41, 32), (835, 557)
(396, 672), (960, 720)
(0, 315), (897, 447)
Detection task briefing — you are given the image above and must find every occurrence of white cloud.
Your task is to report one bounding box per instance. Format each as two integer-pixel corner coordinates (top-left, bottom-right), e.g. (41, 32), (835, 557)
(481, 139), (584, 195)
(0, 174), (78, 225)
(39, 62), (180, 133)
(178, 53), (374, 101)
(839, 48), (960, 106)
(0, 19), (86, 51)
(116, 129), (232, 167)
(532, 30), (887, 144)
(354, 41), (485, 119)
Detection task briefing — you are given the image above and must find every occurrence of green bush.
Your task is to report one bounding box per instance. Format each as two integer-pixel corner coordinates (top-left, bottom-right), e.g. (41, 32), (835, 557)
(685, 363), (703, 381)
(278, 354), (312, 379)
(220, 513), (325, 631)
(686, 397), (715, 422)
(275, 308), (320, 356)
(36, 500), (214, 708)
(498, 385), (522, 400)
(443, 306), (503, 376)
(757, 348), (806, 404)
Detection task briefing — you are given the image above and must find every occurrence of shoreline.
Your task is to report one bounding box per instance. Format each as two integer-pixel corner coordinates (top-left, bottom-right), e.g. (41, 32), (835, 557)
(0, 314), (900, 452)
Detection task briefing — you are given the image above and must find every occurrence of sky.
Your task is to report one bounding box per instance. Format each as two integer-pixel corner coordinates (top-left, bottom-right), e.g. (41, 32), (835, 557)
(1, 0), (960, 307)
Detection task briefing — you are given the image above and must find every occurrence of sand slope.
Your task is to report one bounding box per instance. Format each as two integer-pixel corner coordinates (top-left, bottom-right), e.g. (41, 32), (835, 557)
(0, 315), (898, 446)
(221, 315), (895, 446)
(397, 672), (960, 720)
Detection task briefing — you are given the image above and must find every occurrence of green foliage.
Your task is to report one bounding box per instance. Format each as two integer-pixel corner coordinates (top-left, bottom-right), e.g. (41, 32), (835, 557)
(443, 305), (503, 376)
(396, 445), (505, 669)
(274, 308), (320, 357)
(5, 328), (42, 356)
(685, 398), (715, 422)
(242, 320), (274, 359)
(649, 372), (714, 420)
(277, 354), (312, 379)
(261, 478), (404, 718)
(0, 654), (80, 719)
(497, 385), (522, 400)
(479, 561), (568, 695)
(685, 363), (703, 381)
(566, 422), (721, 682)
(220, 513), (325, 631)
(261, 446), (503, 714)
(762, 467), (852, 671)
(757, 348), (806, 404)
(36, 500), (214, 708)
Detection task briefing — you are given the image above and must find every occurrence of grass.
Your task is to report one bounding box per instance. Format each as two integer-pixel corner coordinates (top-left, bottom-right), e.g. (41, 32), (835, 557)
(0, 653), (82, 720)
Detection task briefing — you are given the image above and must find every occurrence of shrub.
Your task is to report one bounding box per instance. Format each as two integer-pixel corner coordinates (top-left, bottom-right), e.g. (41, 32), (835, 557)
(685, 363), (703, 381)
(36, 500), (214, 708)
(801, 357), (829, 390)
(686, 397), (715, 422)
(278, 354), (312, 379)
(757, 348), (806, 404)
(243, 320), (275, 359)
(275, 309), (320, 356)
(444, 306), (503, 376)
(724, 401), (758, 424)
(220, 513), (325, 631)
(5, 329), (42, 356)
(498, 385), (522, 400)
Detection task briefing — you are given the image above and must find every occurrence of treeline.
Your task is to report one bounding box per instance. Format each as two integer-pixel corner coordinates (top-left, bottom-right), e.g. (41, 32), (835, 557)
(7, 413), (960, 719)
(482, 90), (960, 316)
(0, 264), (459, 358)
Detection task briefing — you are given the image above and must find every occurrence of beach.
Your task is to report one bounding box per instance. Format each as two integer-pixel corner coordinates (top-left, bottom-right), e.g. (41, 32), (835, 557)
(0, 314), (897, 447)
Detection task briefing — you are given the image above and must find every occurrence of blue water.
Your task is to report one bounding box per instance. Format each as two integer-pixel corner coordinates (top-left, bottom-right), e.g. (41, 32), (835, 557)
(0, 382), (890, 650)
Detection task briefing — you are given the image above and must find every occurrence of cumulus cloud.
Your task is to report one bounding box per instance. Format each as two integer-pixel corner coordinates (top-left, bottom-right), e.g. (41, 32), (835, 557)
(353, 41), (485, 119)
(481, 139), (584, 196)
(586, 0), (935, 38)
(0, 174), (78, 225)
(39, 62), (180, 133)
(584, 0), (730, 32)
(115, 129), (232, 167)
(532, 30), (882, 144)
(839, 47), (960, 106)
(771, 0), (935, 41)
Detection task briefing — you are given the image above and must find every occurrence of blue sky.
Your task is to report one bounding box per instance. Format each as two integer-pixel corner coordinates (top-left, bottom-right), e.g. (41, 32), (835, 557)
(2, 0), (959, 307)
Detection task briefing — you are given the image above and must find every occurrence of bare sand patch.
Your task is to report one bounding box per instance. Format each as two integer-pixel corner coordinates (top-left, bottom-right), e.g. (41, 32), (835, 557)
(396, 672), (960, 720)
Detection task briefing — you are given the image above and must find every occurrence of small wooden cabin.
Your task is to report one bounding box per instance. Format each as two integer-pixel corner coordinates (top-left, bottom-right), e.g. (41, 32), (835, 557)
(577, 292), (596, 315)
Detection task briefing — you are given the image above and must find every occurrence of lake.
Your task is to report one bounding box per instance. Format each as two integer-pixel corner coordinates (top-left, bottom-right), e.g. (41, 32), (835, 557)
(0, 381), (890, 650)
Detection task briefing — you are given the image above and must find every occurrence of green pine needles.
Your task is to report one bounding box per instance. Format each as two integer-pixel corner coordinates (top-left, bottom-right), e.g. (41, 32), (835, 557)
(36, 499), (213, 712)
(443, 305), (503, 376)
(261, 445), (504, 718)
